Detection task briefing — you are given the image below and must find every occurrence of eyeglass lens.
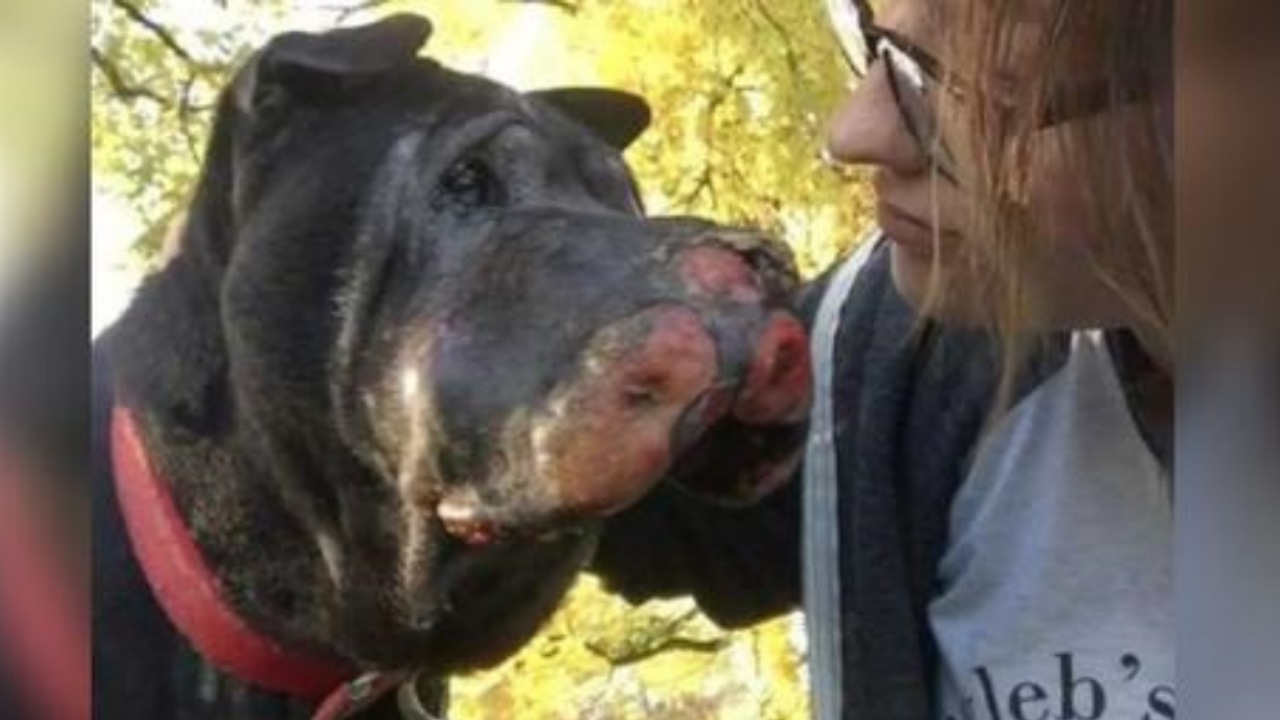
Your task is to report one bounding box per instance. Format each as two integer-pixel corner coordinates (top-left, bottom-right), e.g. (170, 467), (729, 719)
(825, 0), (957, 180)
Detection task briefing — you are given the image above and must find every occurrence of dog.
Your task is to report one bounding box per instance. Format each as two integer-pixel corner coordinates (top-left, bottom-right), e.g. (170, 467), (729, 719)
(93, 14), (811, 718)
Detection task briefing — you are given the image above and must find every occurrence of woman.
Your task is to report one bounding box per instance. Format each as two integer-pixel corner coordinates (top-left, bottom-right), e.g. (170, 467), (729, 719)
(824, 0), (1173, 716)
(592, 0), (1173, 718)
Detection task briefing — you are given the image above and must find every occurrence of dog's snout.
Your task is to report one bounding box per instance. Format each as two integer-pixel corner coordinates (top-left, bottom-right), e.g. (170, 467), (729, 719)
(678, 244), (765, 303)
(692, 231), (799, 292)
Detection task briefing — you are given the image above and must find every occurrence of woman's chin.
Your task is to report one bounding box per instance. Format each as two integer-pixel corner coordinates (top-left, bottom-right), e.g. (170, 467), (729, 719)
(888, 243), (984, 326)
(888, 241), (938, 309)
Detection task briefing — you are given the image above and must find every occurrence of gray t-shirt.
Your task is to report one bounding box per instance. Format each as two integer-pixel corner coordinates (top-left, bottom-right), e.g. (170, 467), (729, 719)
(929, 332), (1174, 720)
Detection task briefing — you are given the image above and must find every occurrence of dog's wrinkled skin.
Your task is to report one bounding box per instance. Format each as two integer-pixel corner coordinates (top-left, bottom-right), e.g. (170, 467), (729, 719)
(97, 13), (811, 699)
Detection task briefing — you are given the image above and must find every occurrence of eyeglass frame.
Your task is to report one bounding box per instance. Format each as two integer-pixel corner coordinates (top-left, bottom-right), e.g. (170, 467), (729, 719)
(823, 0), (1154, 184)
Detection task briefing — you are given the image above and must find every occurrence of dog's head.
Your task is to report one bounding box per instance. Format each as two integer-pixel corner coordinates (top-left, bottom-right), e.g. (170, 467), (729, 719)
(113, 14), (810, 670)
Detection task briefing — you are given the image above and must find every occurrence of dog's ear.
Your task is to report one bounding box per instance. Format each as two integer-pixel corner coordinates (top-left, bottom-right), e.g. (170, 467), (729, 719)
(527, 88), (651, 150)
(234, 14), (432, 114)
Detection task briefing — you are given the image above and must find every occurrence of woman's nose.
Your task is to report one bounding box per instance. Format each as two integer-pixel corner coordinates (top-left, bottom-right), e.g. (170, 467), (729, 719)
(825, 65), (927, 174)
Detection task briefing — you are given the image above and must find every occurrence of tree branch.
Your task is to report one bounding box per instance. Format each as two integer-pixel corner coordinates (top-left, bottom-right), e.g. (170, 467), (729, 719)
(677, 171), (714, 208)
(676, 64), (746, 210)
(177, 74), (206, 163)
(748, 0), (802, 79)
(91, 46), (165, 104)
(498, 0), (581, 15)
(583, 635), (728, 666)
(110, 0), (212, 70)
(329, 0), (396, 23)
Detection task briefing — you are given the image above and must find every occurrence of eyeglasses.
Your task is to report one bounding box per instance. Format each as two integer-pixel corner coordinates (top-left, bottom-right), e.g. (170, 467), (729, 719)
(824, 0), (1155, 183)
(825, 0), (958, 181)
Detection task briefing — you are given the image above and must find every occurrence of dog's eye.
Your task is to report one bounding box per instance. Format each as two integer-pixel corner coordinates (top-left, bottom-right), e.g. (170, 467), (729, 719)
(436, 157), (502, 210)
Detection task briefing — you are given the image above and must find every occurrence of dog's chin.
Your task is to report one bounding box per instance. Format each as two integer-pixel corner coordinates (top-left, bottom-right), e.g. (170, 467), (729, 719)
(338, 528), (596, 671)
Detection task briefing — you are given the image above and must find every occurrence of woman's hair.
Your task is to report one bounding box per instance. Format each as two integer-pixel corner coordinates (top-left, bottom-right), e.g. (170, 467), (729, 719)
(937, 0), (1173, 403)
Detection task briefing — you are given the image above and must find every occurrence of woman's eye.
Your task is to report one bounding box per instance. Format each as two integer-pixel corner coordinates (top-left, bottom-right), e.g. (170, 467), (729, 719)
(436, 157), (502, 209)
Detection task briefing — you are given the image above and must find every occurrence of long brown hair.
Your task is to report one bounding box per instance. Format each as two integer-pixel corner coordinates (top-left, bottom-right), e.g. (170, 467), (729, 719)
(938, 0), (1173, 403)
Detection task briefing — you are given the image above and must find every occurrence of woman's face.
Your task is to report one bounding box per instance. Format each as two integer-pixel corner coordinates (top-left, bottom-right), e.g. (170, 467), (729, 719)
(825, 0), (1138, 331)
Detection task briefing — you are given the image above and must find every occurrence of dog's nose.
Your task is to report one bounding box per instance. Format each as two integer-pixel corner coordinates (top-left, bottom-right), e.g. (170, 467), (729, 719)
(434, 304), (719, 545)
(530, 305), (720, 516)
(672, 242), (811, 424)
(732, 310), (811, 424)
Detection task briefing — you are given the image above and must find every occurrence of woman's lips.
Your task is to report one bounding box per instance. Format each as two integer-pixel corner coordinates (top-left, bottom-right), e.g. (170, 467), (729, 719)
(876, 201), (953, 258)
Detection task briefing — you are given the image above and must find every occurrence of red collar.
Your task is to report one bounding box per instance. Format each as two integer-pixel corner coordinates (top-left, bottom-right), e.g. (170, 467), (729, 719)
(110, 404), (358, 701)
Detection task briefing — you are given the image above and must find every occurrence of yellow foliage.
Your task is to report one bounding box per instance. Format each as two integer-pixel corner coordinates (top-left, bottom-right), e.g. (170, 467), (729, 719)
(449, 577), (810, 720)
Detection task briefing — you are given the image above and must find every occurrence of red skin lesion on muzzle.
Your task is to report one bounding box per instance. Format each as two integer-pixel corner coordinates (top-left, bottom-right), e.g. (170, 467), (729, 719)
(676, 243), (813, 424)
(732, 311), (812, 425)
(434, 306), (722, 547)
(678, 245), (764, 304)
(533, 306), (720, 517)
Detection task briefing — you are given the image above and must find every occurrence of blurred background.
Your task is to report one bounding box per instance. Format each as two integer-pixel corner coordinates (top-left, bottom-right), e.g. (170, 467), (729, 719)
(1, 3), (90, 719)
(0, 0), (83, 293)
(90, 1), (875, 718)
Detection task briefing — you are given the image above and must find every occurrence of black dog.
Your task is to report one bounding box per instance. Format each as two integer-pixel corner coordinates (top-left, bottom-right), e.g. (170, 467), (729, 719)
(93, 14), (811, 718)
